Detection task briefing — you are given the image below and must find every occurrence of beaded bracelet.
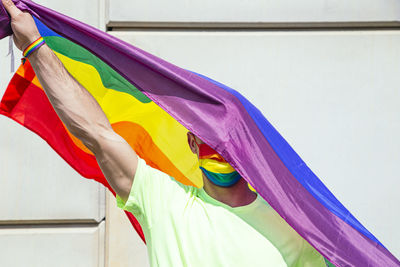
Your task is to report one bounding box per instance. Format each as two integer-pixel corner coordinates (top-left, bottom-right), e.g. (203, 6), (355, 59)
(21, 36), (45, 64)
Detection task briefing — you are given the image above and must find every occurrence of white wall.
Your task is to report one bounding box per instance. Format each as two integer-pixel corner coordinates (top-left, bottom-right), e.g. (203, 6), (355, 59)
(108, 0), (400, 23)
(0, 222), (105, 267)
(0, 1), (107, 266)
(109, 30), (400, 260)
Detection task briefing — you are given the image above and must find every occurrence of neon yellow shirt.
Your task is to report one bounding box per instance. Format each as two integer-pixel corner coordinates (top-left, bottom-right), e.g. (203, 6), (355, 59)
(116, 157), (326, 267)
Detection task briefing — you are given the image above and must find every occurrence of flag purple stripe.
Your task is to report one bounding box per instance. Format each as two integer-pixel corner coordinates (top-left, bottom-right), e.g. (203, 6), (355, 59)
(1, 1), (399, 266)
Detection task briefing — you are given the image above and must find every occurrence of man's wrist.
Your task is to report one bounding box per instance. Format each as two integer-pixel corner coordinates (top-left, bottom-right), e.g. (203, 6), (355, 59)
(20, 34), (42, 52)
(23, 36), (45, 57)
(28, 43), (49, 62)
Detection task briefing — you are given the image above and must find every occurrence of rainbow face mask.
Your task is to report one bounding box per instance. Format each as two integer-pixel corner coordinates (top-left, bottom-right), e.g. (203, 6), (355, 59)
(195, 139), (241, 187)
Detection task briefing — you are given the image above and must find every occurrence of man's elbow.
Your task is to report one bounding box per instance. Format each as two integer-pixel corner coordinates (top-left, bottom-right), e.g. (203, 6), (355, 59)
(69, 123), (111, 153)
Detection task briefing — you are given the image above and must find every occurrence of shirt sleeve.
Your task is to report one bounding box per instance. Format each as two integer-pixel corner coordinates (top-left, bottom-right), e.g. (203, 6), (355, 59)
(115, 157), (194, 228)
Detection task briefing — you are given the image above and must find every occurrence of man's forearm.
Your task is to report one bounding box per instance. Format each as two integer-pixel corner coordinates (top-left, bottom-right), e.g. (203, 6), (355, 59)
(29, 44), (112, 151)
(2, 0), (139, 200)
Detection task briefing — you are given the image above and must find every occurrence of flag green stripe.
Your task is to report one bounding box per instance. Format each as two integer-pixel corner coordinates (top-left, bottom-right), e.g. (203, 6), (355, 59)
(43, 36), (151, 103)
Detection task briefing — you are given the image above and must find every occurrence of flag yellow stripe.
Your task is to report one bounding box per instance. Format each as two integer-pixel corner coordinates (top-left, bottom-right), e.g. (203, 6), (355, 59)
(50, 51), (203, 186)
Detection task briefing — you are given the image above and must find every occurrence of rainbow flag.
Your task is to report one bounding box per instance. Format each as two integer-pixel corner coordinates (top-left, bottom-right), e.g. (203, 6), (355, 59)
(0, 1), (399, 266)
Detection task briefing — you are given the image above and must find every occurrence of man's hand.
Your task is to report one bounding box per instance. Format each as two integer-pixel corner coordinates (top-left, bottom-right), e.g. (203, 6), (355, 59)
(2, 0), (41, 51)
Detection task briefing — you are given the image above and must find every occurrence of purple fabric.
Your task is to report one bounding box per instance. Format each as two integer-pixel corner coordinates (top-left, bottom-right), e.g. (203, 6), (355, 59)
(1, 1), (399, 266)
(0, 0), (12, 38)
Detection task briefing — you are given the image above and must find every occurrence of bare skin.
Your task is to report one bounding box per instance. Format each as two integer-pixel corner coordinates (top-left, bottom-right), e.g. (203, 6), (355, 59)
(2, 0), (256, 207)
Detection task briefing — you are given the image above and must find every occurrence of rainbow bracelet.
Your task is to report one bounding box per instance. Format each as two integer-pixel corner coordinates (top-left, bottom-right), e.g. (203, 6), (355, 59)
(21, 36), (45, 64)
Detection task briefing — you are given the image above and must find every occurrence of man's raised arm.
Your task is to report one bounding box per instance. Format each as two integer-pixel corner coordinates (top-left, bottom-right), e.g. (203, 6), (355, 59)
(2, 0), (137, 202)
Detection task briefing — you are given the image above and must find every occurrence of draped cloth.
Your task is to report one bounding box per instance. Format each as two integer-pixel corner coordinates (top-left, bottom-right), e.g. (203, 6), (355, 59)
(0, 1), (399, 266)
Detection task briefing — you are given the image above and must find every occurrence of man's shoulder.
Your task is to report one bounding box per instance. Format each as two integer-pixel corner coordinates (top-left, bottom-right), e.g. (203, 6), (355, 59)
(167, 175), (203, 202)
(138, 157), (201, 195)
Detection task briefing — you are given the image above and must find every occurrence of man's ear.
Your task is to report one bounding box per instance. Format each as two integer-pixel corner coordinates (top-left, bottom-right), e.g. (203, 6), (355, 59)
(187, 132), (198, 155)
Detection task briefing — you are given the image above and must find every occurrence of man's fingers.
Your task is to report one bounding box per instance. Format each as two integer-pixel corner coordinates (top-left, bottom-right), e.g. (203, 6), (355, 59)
(2, 0), (22, 18)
